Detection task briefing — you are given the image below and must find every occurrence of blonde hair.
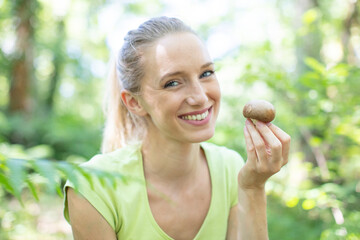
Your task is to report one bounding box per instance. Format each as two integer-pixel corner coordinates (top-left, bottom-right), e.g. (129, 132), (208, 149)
(101, 16), (195, 153)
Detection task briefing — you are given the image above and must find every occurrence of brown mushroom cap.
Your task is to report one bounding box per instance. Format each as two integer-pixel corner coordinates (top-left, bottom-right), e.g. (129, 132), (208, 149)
(242, 99), (276, 123)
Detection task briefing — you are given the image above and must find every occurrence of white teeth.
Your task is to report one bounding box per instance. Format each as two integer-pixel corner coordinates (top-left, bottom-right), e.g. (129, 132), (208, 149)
(181, 110), (209, 121)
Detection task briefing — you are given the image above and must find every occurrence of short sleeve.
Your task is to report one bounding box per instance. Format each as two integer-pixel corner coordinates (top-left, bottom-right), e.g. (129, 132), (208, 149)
(63, 156), (119, 231)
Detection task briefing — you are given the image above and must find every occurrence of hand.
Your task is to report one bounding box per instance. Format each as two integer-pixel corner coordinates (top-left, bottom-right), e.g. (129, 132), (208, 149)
(238, 119), (291, 190)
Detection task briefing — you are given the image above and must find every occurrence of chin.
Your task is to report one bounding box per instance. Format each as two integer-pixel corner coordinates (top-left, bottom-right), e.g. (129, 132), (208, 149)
(188, 129), (215, 143)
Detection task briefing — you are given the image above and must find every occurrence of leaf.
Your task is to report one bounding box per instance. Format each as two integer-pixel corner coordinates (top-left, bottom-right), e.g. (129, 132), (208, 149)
(300, 72), (321, 88)
(31, 159), (58, 194)
(285, 197), (299, 208)
(304, 57), (325, 75)
(75, 165), (94, 190)
(302, 199), (316, 210)
(94, 169), (108, 187)
(56, 161), (79, 189)
(0, 152), (6, 161)
(104, 171), (117, 189)
(56, 184), (63, 198)
(6, 158), (27, 201)
(310, 136), (322, 147)
(26, 144), (54, 159)
(0, 172), (15, 196)
(25, 179), (39, 201)
(302, 8), (319, 25)
(336, 123), (360, 145)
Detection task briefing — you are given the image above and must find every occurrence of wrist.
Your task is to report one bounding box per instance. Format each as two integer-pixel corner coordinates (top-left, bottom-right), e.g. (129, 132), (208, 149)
(238, 186), (266, 205)
(239, 184), (266, 194)
(237, 185), (269, 240)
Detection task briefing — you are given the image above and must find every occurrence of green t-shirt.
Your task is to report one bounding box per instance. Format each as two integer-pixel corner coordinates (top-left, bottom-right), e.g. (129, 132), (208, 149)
(64, 142), (244, 239)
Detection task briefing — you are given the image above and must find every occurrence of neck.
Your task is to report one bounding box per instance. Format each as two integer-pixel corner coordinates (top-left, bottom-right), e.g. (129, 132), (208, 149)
(141, 133), (204, 183)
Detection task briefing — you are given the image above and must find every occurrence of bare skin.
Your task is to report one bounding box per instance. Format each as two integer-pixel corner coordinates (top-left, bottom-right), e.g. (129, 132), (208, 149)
(66, 32), (291, 240)
(67, 188), (117, 240)
(142, 142), (211, 240)
(124, 32), (219, 239)
(226, 120), (290, 240)
(67, 120), (290, 240)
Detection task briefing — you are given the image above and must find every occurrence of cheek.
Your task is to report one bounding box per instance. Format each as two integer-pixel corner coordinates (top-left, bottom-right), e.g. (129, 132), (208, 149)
(210, 80), (221, 102)
(141, 91), (180, 117)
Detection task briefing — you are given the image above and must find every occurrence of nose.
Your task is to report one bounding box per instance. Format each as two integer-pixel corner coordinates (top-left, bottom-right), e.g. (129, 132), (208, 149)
(186, 81), (208, 106)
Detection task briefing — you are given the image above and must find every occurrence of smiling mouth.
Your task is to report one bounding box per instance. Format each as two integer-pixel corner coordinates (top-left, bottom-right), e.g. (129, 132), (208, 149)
(179, 107), (212, 121)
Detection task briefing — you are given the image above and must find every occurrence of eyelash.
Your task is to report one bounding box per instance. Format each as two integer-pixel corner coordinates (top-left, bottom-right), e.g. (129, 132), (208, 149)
(164, 80), (179, 88)
(200, 70), (215, 78)
(163, 70), (215, 88)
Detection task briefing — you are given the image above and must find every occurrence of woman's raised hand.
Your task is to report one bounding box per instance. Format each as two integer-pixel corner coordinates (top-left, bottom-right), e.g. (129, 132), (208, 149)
(238, 119), (291, 190)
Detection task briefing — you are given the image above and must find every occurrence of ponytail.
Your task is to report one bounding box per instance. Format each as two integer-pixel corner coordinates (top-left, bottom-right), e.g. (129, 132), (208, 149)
(101, 60), (145, 153)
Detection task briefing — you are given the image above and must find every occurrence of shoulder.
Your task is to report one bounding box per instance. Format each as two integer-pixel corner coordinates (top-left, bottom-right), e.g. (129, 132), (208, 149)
(66, 188), (117, 239)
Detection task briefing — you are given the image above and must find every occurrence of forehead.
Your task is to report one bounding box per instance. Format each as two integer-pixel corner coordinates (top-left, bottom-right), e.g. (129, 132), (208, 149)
(142, 32), (212, 78)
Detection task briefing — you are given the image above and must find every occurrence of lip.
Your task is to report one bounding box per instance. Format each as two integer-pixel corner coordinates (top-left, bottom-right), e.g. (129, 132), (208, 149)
(178, 106), (212, 117)
(178, 106), (213, 126)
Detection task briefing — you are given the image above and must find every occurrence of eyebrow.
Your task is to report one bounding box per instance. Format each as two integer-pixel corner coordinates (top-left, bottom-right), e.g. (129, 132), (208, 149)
(160, 62), (214, 82)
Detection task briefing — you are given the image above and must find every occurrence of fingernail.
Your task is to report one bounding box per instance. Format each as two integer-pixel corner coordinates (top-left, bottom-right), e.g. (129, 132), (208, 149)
(266, 122), (272, 126)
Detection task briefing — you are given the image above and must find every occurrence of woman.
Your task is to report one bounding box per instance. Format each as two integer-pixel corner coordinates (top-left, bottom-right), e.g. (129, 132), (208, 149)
(64, 16), (291, 240)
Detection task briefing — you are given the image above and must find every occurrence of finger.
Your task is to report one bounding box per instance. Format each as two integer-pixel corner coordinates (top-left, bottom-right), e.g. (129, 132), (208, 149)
(254, 121), (282, 163)
(243, 125), (257, 164)
(267, 123), (291, 164)
(245, 119), (268, 163)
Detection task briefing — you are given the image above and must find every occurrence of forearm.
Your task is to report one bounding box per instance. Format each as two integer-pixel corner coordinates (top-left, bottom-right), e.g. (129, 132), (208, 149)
(237, 187), (268, 240)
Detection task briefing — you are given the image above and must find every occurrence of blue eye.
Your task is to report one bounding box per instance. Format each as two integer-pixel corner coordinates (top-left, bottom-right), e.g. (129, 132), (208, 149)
(200, 70), (214, 78)
(164, 80), (179, 88)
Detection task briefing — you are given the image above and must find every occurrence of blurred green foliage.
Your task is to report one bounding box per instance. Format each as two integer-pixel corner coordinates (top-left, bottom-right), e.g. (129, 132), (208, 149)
(1, 0), (360, 239)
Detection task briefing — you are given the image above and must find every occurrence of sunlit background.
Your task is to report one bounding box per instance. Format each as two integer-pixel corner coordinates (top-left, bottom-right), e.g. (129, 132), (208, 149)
(1, 0), (359, 239)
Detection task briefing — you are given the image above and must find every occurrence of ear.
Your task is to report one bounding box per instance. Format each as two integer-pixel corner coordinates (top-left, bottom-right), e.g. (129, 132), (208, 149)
(120, 90), (147, 116)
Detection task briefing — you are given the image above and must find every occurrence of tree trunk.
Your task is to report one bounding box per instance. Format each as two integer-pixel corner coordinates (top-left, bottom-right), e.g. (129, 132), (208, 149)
(9, 0), (36, 113)
(342, 1), (359, 65)
(293, 0), (330, 176)
(294, 0), (322, 74)
(45, 19), (65, 111)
